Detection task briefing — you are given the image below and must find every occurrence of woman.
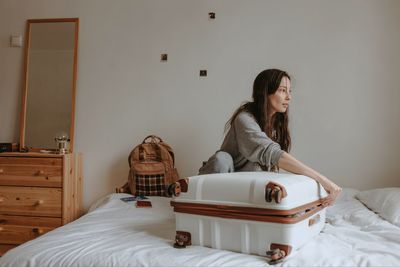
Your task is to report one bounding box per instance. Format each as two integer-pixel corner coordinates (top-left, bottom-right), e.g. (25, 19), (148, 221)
(199, 69), (341, 205)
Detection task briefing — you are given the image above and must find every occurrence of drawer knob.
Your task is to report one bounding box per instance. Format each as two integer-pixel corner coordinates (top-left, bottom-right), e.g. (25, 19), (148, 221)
(0, 169), (3, 174)
(35, 200), (44, 206)
(36, 170), (45, 175)
(32, 228), (44, 235)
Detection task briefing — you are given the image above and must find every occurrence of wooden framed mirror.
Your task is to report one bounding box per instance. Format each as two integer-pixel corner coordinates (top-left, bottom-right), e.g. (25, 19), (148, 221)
(19, 18), (79, 152)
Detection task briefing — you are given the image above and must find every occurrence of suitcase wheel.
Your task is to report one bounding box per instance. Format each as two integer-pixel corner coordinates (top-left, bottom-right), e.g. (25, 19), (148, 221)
(174, 182), (181, 196)
(173, 232), (190, 249)
(266, 248), (286, 263)
(173, 240), (186, 249)
(266, 248), (280, 258)
(166, 182), (181, 197)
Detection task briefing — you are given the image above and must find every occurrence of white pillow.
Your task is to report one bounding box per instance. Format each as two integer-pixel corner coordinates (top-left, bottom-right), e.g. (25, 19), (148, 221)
(356, 187), (400, 227)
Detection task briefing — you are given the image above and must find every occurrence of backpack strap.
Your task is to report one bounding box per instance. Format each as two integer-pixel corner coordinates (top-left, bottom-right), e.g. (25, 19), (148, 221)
(159, 142), (175, 165)
(128, 145), (141, 167)
(128, 168), (136, 195)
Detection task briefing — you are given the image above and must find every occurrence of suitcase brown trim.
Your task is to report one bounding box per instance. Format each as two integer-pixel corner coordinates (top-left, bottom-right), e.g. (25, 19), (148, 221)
(171, 197), (327, 216)
(170, 199), (326, 224)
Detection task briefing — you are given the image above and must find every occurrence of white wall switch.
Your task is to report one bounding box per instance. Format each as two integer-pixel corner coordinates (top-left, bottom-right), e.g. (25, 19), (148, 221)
(10, 35), (22, 47)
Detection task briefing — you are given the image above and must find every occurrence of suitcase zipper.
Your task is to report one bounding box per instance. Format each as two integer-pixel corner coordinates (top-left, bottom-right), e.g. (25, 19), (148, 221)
(171, 201), (324, 224)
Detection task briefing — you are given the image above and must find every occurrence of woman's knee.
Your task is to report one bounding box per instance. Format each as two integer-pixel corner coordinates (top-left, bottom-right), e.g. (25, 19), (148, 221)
(214, 151), (233, 167)
(199, 151), (234, 174)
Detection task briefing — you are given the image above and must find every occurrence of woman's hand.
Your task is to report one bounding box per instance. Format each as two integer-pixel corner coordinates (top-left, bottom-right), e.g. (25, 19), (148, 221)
(320, 179), (342, 206)
(277, 152), (342, 206)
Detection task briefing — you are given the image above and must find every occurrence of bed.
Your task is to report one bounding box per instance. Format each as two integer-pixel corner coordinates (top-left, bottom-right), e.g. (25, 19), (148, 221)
(0, 188), (399, 267)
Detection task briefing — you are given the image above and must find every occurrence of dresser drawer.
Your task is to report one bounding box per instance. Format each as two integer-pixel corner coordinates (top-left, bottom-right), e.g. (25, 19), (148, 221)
(0, 215), (61, 244)
(0, 186), (62, 217)
(0, 244), (17, 256)
(0, 157), (62, 166)
(0, 157), (62, 187)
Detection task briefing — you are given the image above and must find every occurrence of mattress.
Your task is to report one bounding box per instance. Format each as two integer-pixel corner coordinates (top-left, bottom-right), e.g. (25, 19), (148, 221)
(0, 188), (399, 267)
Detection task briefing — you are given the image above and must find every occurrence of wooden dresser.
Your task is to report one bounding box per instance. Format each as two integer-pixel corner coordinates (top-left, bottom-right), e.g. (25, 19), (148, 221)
(0, 152), (82, 256)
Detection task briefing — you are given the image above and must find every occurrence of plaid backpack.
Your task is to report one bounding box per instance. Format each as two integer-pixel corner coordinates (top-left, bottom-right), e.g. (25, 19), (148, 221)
(126, 135), (180, 196)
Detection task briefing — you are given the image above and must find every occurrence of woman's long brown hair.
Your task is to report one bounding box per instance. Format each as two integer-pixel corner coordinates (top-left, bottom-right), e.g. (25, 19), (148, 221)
(225, 69), (291, 152)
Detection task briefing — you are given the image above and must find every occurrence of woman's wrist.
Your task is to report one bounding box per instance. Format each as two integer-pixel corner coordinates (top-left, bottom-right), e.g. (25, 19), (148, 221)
(307, 173), (333, 191)
(277, 153), (336, 191)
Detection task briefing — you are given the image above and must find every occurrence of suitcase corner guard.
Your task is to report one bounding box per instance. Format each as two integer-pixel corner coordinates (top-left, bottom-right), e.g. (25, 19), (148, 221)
(177, 178), (189, 193)
(265, 182), (287, 203)
(166, 182), (181, 197)
(173, 231), (192, 248)
(166, 178), (189, 197)
(266, 243), (292, 264)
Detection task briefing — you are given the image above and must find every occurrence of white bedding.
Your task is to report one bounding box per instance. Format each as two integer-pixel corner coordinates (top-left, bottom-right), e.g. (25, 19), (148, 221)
(1, 189), (399, 267)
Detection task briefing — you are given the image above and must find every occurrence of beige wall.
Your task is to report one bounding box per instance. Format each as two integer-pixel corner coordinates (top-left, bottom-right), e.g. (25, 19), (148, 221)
(1, 0), (399, 211)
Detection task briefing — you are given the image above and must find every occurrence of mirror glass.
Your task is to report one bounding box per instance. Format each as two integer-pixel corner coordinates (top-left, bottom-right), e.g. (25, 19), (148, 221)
(20, 18), (78, 152)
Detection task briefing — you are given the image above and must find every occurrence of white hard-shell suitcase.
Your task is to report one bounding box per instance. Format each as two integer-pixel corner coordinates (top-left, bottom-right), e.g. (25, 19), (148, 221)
(170, 172), (328, 263)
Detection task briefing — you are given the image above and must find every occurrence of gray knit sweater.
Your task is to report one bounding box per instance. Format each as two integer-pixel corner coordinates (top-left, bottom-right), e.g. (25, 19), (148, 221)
(220, 111), (284, 171)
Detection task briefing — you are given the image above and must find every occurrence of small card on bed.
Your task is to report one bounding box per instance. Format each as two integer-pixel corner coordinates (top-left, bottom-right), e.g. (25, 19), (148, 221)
(136, 200), (152, 208)
(120, 195), (148, 202)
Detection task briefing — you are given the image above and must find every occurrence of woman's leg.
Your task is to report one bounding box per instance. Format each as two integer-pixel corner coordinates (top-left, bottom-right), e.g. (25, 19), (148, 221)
(198, 151), (234, 174)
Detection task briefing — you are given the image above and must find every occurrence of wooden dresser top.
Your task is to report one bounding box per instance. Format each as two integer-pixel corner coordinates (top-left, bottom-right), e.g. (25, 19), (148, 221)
(0, 152), (66, 158)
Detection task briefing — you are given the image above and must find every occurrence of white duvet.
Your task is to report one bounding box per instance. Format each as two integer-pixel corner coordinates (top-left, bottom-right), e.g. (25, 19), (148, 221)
(1, 189), (399, 267)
